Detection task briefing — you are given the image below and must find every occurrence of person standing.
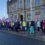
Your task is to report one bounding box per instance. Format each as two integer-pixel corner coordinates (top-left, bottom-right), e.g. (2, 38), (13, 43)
(42, 20), (45, 34)
(41, 20), (43, 32)
(36, 20), (41, 32)
(27, 21), (29, 31)
(22, 21), (27, 31)
(29, 21), (35, 34)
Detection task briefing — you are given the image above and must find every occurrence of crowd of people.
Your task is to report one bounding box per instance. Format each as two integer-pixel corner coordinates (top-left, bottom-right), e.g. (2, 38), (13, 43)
(0, 19), (45, 34)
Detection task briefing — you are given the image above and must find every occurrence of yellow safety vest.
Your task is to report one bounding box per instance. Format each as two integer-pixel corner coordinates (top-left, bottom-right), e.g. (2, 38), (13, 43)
(2, 23), (5, 26)
(22, 21), (27, 26)
(11, 22), (14, 27)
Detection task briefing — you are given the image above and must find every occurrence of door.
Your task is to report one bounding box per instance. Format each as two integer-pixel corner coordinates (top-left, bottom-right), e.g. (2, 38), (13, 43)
(20, 15), (23, 21)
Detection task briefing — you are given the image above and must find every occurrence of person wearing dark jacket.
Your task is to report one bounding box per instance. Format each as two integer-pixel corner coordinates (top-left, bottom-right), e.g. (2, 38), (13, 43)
(42, 20), (45, 34)
(29, 21), (35, 34)
(41, 20), (43, 32)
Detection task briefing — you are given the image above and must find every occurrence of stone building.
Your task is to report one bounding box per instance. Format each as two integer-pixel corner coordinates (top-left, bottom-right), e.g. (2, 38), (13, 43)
(7, 0), (45, 22)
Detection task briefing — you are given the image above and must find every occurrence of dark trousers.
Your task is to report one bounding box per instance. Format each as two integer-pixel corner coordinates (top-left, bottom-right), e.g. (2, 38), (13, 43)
(37, 27), (40, 31)
(43, 28), (45, 34)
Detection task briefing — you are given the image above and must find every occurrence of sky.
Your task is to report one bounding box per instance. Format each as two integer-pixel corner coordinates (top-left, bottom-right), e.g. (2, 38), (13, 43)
(0, 0), (40, 20)
(0, 0), (8, 20)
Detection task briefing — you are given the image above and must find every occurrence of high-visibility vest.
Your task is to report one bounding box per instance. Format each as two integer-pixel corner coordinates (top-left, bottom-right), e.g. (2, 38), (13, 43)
(22, 21), (27, 26)
(11, 22), (14, 27)
(2, 23), (5, 26)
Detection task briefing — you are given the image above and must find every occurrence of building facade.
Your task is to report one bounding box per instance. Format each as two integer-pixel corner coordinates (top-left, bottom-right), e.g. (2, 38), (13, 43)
(7, 0), (45, 22)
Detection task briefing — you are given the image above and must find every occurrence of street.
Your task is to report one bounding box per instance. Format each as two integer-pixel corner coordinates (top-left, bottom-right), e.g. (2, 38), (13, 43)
(0, 32), (45, 45)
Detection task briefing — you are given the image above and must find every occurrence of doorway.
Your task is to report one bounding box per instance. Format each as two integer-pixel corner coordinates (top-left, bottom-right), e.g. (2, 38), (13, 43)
(20, 15), (23, 21)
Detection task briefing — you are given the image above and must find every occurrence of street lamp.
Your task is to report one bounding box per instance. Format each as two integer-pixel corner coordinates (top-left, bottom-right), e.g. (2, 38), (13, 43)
(24, 0), (26, 21)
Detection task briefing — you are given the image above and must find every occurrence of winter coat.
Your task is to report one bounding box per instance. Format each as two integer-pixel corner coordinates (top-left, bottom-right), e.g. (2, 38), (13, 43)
(42, 21), (45, 29)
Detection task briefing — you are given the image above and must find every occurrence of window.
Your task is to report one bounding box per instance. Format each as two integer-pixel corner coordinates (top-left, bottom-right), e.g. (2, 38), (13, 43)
(35, 0), (40, 6)
(35, 0), (40, 15)
(18, 0), (22, 8)
(26, 0), (30, 8)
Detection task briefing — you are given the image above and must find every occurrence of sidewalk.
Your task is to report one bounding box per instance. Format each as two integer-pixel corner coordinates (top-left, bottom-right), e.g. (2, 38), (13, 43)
(2, 30), (45, 41)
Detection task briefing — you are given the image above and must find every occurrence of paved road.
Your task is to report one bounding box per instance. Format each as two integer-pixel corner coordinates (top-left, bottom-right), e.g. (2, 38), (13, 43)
(0, 32), (45, 45)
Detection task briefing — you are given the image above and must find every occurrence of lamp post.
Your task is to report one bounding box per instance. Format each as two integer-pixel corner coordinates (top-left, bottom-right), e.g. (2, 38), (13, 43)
(24, 0), (26, 21)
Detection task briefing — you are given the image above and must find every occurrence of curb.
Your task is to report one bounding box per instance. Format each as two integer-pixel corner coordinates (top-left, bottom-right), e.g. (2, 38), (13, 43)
(2, 30), (45, 42)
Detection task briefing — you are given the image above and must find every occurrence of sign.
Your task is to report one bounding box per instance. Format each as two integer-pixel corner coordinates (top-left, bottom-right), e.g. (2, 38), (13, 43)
(11, 22), (14, 27)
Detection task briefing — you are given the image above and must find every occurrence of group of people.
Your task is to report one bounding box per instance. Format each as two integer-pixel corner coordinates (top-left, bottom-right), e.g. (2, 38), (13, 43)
(0, 20), (45, 34)
(29, 20), (45, 34)
(0, 20), (28, 32)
